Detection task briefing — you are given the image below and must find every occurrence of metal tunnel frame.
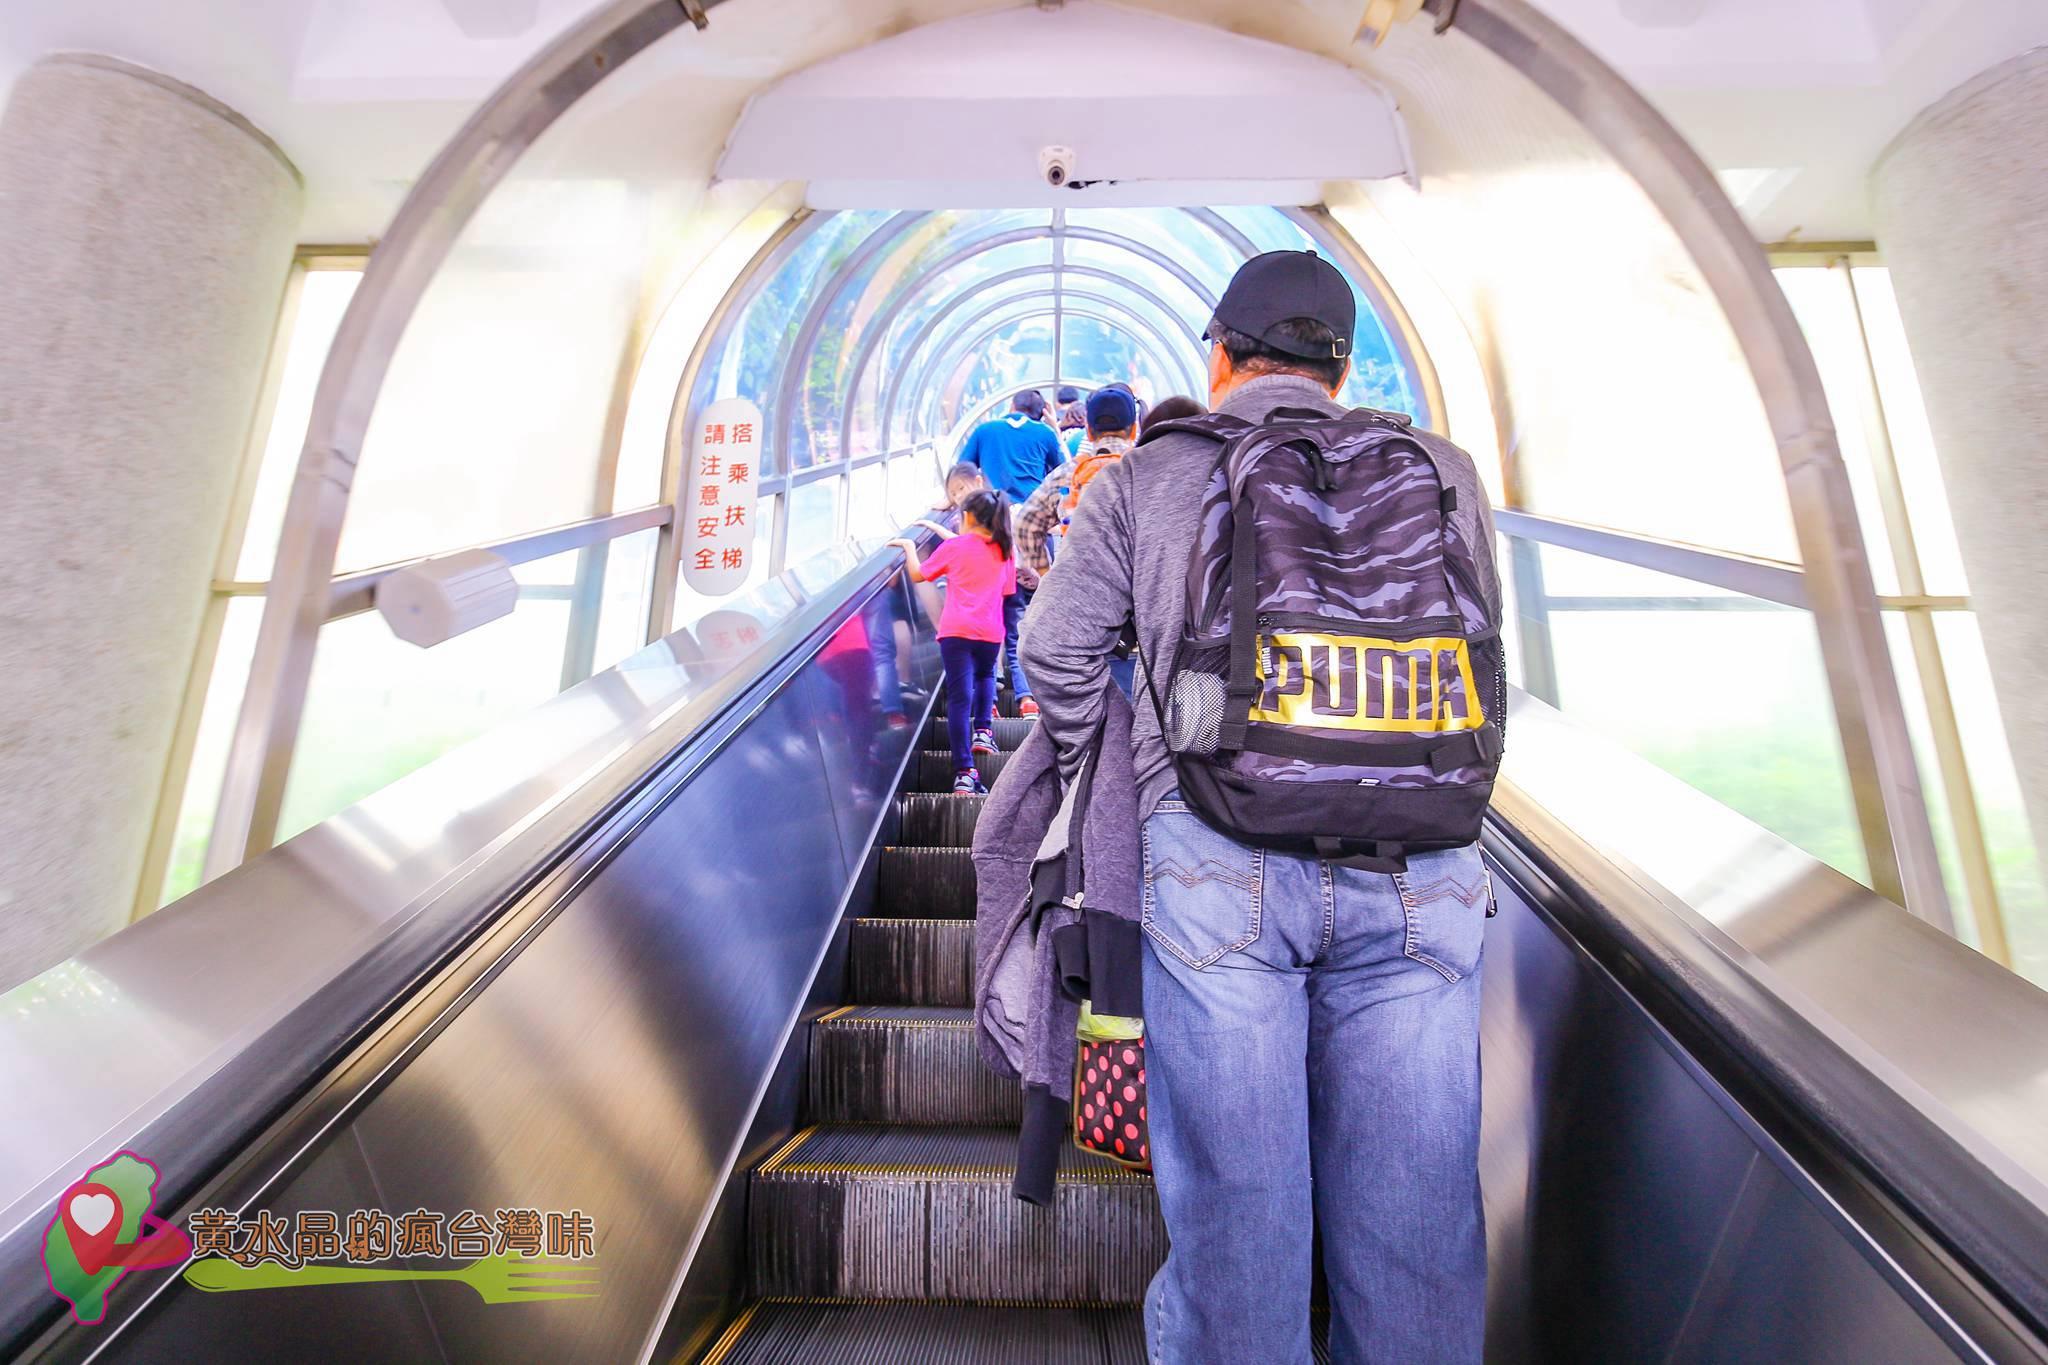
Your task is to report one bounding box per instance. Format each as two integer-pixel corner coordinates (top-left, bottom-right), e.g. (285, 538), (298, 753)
(208, 0), (1949, 935)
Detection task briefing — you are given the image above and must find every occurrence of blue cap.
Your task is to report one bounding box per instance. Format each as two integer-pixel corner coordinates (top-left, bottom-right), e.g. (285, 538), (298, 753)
(1085, 388), (1138, 433)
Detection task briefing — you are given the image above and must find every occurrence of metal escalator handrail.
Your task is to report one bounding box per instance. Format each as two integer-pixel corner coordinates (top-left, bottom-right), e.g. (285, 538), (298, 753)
(1483, 695), (2048, 1357)
(0, 535), (926, 1355)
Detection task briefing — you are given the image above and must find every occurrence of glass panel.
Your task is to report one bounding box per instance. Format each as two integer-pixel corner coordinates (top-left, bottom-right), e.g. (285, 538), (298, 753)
(1066, 208), (1242, 299)
(889, 449), (943, 527)
(1506, 535), (1865, 883)
(1062, 282), (1200, 367)
(1934, 614), (2047, 981)
(787, 478), (843, 567)
(1063, 237), (1214, 320)
(695, 210), (894, 478)
(905, 294), (1067, 432)
(932, 317), (1057, 444)
(1879, 614), (1970, 938)
(894, 285), (1062, 448)
(335, 177), (651, 571)
(847, 461), (891, 541)
(672, 496), (775, 631)
(159, 599), (265, 905)
(1214, 204), (1317, 256)
(1060, 315), (1186, 406)
(1853, 267), (1969, 596)
(788, 541), (867, 595)
(590, 528), (660, 675)
(278, 591), (574, 840)
(239, 270), (363, 580)
(801, 228), (1054, 470)
(1775, 267), (1901, 595)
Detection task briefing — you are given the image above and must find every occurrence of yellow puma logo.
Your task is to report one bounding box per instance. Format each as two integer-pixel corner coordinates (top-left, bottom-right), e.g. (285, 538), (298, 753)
(1251, 632), (1483, 735)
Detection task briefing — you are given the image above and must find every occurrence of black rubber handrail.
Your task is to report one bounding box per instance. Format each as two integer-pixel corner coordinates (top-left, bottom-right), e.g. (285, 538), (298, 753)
(1482, 806), (2048, 1363)
(3, 536), (932, 1360)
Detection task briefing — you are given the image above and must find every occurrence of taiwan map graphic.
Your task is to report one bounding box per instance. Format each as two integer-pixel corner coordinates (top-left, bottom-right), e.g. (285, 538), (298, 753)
(42, 1152), (192, 1324)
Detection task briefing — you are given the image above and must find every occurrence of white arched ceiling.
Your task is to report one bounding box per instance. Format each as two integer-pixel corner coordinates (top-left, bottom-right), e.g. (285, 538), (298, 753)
(5, 0), (2045, 239)
(715, 1), (1410, 209)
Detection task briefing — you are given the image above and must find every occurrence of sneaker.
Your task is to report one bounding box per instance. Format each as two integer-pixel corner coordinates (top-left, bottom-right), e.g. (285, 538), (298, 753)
(883, 711), (912, 731)
(952, 770), (986, 796)
(1018, 696), (1040, 717)
(971, 726), (997, 755)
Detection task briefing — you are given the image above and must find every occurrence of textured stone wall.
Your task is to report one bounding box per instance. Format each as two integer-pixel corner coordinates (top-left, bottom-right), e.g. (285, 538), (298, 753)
(1873, 49), (2048, 868)
(0, 55), (302, 988)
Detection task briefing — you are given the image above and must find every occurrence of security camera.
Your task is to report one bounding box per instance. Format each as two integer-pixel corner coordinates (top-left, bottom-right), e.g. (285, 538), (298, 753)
(1039, 145), (1077, 189)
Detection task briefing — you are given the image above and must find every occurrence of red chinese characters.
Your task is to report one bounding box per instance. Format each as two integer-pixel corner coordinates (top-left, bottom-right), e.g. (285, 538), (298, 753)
(682, 398), (762, 596)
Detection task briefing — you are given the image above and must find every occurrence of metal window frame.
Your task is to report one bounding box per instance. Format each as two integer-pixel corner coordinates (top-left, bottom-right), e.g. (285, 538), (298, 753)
(1286, 205), (1445, 432)
(862, 263), (1206, 452)
(651, 208), (823, 640)
(914, 307), (1191, 441)
(901, 293), (1202, 434)
(1767, 254), (2008, 960)
(202, 0), (1948, 956)
(1437, 0), (1947, 929)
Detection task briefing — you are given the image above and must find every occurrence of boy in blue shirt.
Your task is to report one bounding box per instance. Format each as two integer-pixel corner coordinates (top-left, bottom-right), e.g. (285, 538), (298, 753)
(960, 390), (1065, 503)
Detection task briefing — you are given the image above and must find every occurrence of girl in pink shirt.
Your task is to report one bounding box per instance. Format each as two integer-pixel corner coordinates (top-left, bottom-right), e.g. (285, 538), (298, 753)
(890, 490), (1017, 793)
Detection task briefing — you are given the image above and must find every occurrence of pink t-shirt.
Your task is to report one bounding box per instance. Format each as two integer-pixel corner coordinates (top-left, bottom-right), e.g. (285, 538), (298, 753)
(922, 533), (1016, 643)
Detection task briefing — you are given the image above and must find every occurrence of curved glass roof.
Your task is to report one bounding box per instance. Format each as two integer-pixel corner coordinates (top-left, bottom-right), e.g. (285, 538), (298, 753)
(686, 207), (1431, 481)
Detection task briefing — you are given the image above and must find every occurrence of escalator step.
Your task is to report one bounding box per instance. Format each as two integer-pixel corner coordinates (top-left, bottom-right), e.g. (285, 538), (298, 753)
(751, 1126), (1163, 1304)
(847, 918), (973, 1007)
(876, 847), (976, 920)
(893, 793), (986, 848)
(700, 1301), (1146, 1365)
(915, 748), (1014, 792)
(807, 1007), (1020, 1126)
(921, 714), (1037, 752)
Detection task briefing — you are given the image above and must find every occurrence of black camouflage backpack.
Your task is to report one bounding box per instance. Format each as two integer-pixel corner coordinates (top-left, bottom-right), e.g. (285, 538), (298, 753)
(1137, 406), (1506, 872)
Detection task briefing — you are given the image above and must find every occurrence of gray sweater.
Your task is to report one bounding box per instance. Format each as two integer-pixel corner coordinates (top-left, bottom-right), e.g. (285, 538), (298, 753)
(1020, 375), (1339, 818)
(972, 685), (1142, 1205)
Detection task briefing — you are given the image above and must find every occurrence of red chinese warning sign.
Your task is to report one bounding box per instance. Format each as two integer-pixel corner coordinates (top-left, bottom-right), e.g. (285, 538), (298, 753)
(682, 397), (763, 596)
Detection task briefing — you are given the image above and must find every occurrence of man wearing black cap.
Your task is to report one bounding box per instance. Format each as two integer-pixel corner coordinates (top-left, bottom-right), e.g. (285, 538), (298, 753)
(1022, 252), (1489, 1363)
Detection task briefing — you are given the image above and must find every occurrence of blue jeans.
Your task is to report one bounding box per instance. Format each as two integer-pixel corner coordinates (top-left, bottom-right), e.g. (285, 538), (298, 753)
(938, 636), (999, 774)
(1002, 585), (1034, 698)
(1139, 797), (1489, 1363)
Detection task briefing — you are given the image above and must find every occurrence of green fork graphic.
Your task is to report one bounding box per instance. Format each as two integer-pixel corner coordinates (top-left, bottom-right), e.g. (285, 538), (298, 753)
(183, 1253), (597, 1304)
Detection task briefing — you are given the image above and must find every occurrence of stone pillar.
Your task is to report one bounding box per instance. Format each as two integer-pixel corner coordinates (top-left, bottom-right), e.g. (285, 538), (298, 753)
(1871, 49), (2048, 866)
(0, 55), (302, 988)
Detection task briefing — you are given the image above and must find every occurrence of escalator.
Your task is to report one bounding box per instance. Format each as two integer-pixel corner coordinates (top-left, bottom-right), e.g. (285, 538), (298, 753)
(703, 712), (1167, 1362)
(5, 547), (2048, 1364)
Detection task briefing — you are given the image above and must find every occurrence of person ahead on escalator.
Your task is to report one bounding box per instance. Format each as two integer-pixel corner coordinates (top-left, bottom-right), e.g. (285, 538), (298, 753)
(889, 489), (1016, 795)
(961, 389), (1066, 503)
(1021, 251), (1492, 1363)
(1055, 384), (1088, 456)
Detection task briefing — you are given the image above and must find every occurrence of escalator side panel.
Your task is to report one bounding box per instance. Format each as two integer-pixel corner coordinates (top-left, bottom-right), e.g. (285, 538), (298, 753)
(91, 653), (915, 1365)
(1481, 865), (1969, 1363)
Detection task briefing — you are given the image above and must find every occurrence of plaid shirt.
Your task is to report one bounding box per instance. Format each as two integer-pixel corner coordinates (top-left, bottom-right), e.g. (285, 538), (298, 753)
(1015, 435), (1134, 585)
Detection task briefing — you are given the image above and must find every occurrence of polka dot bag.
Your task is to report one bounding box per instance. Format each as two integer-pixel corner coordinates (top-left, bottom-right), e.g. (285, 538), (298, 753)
(1074, 1003), (1149, 1170)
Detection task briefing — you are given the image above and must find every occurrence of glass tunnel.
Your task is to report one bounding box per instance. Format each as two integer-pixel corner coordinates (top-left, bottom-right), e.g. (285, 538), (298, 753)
(5, 1), (2047, 1362)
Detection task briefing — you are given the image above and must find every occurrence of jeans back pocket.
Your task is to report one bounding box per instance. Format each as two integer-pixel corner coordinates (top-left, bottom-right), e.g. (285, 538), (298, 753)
(1141, 801), (1264, 970)
(1393, 845), (1490, 984)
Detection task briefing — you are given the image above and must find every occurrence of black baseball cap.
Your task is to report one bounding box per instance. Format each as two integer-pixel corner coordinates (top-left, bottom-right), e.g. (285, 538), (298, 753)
(1206, 250), (1354, 361)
